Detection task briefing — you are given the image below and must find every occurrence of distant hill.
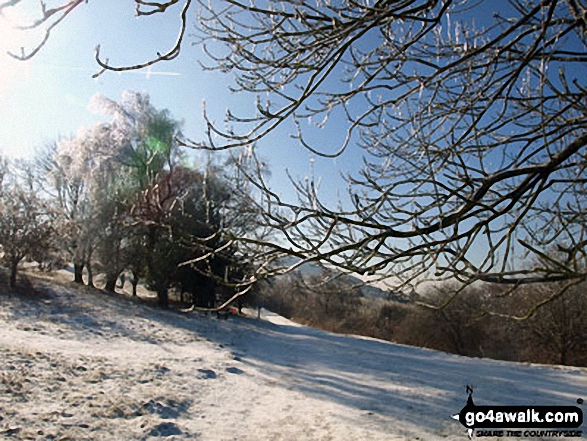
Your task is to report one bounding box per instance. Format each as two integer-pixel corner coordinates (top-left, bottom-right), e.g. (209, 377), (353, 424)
(271, 257), (418, 303)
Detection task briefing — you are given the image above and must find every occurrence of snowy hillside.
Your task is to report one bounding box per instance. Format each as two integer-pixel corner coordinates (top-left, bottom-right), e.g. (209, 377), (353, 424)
(0, 275), (585, 440)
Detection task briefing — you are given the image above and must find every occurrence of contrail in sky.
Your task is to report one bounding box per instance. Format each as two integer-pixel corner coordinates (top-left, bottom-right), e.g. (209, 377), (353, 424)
(38, 62), (182, 77)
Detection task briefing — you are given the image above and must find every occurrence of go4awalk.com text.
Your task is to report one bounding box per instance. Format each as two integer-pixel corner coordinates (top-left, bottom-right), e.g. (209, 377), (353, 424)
(452, 387), (583, 439)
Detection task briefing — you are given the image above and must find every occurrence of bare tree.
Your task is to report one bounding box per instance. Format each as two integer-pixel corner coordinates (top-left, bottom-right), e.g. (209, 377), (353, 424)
(514, 282), (587, 365)
(6, 0), (587, 309)
(37, 141), (97, 284)
(191, 0), (587, 307)
(0, 162), (54, 287)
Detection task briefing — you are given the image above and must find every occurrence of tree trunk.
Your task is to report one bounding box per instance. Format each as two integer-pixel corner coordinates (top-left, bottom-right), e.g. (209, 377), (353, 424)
(73, 262), (84, 284)
(131, 274), (138, 297)
(9, 259), (19, 288)
(157, 287), (169, 309)
(104, 273), (118, 292)
(560, 342), (568, 366)
(86, 263), (94, 288)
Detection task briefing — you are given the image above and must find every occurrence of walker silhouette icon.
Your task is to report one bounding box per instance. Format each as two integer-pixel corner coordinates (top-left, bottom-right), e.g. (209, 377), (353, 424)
(451, 385), (583, 440)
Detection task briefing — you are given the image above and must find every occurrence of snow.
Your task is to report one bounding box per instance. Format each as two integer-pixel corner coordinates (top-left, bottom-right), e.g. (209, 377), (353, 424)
(0, 275), (585, 440)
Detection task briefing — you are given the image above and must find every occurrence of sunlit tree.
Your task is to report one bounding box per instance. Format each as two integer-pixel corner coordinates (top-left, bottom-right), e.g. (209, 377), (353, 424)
(89, 92), (184, 292)
(41, 126), (115, 285)
(37, 92), (182, 287)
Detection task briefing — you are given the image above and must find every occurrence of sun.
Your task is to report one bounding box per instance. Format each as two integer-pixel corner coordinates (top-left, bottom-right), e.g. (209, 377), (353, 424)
(0, 7), (37, 98)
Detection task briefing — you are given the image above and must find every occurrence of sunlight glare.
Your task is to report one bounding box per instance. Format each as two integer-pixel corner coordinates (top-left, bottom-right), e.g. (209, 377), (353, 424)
(0, 6), (36, 99)
(0, 5), (37, 157)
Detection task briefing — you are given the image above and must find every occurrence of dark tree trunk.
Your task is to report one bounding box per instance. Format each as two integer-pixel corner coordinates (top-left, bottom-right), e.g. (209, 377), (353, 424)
(131, 275), (138, 296)
(157, 287), (169, 309)
(86, 263), (94, 288)
(104, 273), (118, 292)
(73, 262), (84, 284)
(9, 259), (19, 288)
(560, 343), (568, 366)
(197, 278), (216, 308)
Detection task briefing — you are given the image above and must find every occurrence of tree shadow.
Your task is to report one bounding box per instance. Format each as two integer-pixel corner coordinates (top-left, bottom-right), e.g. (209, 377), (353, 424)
(146, 310), (587, 436)
(2, 274), (168, 345)
(7, 275), (585, 437)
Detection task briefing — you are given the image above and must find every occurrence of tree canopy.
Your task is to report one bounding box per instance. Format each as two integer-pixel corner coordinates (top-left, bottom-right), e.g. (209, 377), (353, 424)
(28, 91), (261, 307)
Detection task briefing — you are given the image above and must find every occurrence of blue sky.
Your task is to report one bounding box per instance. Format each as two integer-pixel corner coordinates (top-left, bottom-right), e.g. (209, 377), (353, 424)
(0, 0), (350, 206)
(0, 1), (526, 202)
(4, 0), (581, 286)
(1, 0), (563, 213)
(1, 0), (228, 154)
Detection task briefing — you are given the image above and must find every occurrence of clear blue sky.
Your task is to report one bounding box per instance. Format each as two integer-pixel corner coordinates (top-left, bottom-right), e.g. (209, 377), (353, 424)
(0, 0), (352, 205)
(4, 0), (566, 286)
(0, 0), (525, 209)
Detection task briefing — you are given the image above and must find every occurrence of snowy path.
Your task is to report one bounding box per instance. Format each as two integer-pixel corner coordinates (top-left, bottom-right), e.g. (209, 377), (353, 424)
(0, 278), (585, 440)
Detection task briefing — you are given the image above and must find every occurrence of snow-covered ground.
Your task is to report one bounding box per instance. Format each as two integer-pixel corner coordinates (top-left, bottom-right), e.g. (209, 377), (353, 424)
(0, 274), (585, 440)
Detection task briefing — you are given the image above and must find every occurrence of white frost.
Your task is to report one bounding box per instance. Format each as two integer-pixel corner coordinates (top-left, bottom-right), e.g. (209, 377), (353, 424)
(0, 277), (585, 440)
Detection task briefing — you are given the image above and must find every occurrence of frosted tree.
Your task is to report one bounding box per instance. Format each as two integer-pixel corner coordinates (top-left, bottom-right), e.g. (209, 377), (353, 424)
(42, 126), (116, 285)
(193, 0), (587, 307)
(40, 92), (175, 285)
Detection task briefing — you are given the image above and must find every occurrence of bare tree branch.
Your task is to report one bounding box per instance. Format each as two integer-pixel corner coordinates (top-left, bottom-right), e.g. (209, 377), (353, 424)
(7, 0), (587, 307)
(93, 0), (192, 78)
